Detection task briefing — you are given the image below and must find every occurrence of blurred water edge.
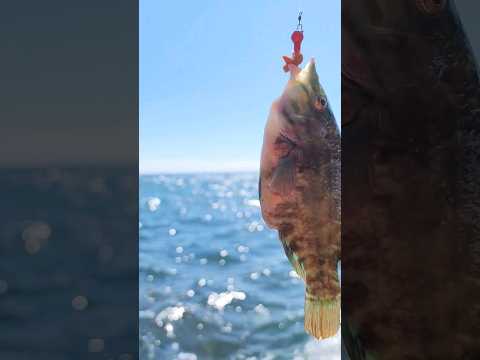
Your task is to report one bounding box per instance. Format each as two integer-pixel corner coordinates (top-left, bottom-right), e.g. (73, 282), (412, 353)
(0, 169), (138, 359)
(139, 173), (340, 360)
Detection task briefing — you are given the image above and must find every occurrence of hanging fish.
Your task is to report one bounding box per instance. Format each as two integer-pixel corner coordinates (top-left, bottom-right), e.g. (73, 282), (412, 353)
(259, 59), (341, 339)
(342, 0), (480, 358)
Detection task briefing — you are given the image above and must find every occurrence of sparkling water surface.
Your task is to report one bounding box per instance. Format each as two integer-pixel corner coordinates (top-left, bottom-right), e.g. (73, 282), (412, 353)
(140, 173), (340, 360)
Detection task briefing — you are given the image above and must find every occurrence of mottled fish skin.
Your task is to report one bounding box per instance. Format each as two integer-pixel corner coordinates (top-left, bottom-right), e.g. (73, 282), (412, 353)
(343, 0), (480, 359)
(259, 59), (341, 339)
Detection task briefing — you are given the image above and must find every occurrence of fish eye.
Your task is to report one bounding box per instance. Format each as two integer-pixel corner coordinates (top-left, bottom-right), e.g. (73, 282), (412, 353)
(314, 96), (327, 111)
(416, 0), (446, 15)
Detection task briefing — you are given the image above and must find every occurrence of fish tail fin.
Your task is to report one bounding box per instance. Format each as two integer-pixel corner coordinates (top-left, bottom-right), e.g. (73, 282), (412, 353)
(304, 293), (340, 340)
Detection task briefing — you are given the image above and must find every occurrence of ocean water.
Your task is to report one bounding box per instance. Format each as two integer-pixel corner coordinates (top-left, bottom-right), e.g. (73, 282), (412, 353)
(139, 173), (340, 360)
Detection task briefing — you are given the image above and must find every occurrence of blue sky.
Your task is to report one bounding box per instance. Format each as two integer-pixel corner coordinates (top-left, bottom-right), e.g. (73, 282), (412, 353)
(140, 0), (340, 173)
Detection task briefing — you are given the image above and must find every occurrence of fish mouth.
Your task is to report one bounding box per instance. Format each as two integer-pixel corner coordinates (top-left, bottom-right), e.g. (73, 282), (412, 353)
(289, 58), (327, 109)
(296, 58), (319, 90)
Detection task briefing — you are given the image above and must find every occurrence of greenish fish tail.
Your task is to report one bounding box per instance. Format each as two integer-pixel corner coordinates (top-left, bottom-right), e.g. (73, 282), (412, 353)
(304, 294), (340, 340)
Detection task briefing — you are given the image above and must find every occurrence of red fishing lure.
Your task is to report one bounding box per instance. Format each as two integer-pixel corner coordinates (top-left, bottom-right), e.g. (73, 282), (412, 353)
(283, 12), (304, 72)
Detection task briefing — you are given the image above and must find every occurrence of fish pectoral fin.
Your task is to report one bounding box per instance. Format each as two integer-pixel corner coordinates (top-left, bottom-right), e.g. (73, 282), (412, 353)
(304, 293), (340, 340)
(268, 154), (296, 195)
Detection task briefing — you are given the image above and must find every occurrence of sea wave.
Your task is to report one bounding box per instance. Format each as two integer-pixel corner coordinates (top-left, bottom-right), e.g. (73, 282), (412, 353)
(140, 173), (340, 359)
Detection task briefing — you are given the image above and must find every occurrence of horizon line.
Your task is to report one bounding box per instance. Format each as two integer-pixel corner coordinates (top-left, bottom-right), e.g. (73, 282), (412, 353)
(139, 167), (259, 175)
(139, 160), (260, 175)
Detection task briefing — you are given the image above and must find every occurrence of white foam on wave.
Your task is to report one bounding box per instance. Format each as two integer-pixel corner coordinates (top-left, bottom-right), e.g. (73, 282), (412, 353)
(176, 352), (198, 360)
(207, 291), (247, 311)
(155, 306), (186, 323)
(302, 329), (341, 360)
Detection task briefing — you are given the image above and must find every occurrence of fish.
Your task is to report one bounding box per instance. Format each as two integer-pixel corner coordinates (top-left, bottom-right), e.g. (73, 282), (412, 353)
(342, 0), (480, 359)
(259, 59), (341, 339)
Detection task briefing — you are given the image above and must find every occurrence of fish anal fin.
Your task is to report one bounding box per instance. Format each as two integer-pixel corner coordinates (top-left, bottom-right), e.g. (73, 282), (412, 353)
(280, 239), (306, 280)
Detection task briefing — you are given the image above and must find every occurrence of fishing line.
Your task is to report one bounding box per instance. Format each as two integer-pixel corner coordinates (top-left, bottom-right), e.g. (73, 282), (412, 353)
(297, 0), (303, 17)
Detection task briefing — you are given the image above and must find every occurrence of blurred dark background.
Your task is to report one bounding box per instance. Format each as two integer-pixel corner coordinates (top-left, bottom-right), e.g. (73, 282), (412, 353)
(341, 1), (480, 359)
(0, 1), (138, 359)
(456, 2), (480, 60)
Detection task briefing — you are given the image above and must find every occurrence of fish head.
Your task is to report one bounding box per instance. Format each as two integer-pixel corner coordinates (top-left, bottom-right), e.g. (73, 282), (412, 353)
(342, 0), (464, 102)
(260, 59), (339, 228)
